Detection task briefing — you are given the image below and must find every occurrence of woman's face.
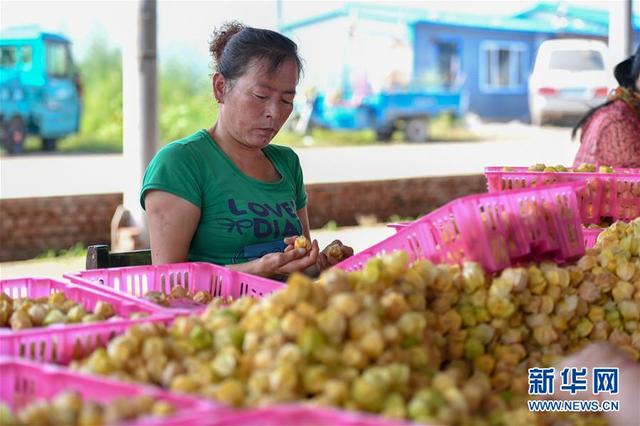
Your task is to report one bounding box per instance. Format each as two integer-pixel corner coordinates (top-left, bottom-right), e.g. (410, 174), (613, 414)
(216, 58), (297, 149)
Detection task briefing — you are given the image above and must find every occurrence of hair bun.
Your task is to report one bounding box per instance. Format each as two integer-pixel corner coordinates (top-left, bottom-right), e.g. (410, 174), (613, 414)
(209, 21), (245, 65)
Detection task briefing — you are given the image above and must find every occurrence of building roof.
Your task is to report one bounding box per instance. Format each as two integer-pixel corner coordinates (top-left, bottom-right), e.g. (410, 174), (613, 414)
(513, 2), (640, 31)
(0, 26), (70, 43)
(281, 1), (639, 37)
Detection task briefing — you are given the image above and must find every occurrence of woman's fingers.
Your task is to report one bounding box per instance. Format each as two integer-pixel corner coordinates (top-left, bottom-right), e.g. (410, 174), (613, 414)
(321, 240), (354, 264)
(341, 244), (354, 258)
(283, 235), (298, 245)
(316, 252), (331, 270)
(307, 239), (320, 265)
(277, 240), (319, 274)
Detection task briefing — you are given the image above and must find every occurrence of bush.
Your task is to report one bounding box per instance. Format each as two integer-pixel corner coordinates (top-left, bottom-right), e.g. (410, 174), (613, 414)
(58, 37), (219, 152)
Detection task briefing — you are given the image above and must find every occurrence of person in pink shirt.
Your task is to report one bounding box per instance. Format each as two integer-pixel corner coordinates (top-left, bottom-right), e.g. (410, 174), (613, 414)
(573, 44), (640, 168)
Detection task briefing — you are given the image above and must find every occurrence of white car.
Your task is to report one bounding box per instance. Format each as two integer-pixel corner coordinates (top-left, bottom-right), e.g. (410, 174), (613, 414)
(528, 39), (616, 126)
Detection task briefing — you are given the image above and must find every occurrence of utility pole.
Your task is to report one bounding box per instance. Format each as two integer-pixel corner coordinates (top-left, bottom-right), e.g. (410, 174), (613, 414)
(119, 0), (157, 250)
(608, 0), (633, 66)
(276, 0), (283, 31)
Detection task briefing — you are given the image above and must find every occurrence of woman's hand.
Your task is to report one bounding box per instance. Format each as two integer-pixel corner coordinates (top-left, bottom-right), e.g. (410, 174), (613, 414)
(257, 238), (320, 278)
(284, 237), (353, 275)
(316, 240), (354, 272)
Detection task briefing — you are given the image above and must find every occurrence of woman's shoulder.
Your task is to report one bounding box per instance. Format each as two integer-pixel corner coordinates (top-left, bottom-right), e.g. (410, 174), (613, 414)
(156, 130), (209, 156)
(593, 100), (638, 123)
(582, 100), (640, 148)
(583, 100), (637, 134)
(165, 129), (210, 150)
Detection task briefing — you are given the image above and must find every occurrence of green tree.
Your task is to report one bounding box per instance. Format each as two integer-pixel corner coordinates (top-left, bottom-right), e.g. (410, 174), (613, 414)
(158, 56), (217, 144)
(77, 35), (123, 143)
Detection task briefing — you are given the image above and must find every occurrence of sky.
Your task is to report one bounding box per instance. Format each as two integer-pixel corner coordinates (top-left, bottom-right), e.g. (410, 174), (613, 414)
(1, 0), (637, 76)
(3, 1), (634, 57)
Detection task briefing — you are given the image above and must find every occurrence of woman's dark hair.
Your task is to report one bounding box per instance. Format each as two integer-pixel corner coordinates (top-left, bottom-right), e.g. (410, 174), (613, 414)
(209, 21), (303, 88)
(572, 43), (640, 139)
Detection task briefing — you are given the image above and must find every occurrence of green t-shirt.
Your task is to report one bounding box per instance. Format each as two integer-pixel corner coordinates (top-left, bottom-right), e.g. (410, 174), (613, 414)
(141, 129), (307, 265)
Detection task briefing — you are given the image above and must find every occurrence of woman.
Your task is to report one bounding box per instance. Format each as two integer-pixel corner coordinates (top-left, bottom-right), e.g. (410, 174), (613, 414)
(573, 44), (640, 168)
(141, 22), (352, 278)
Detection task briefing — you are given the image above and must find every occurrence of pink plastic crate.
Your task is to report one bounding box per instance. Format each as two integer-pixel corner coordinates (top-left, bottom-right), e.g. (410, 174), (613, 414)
(391, 220), (607, 251)
(0, 278), (171, 363)
(485, 166), (640, 223)
(507, 184), (585, 260)
(336, 221), (438, 272)
(433, 191), (532, 269)
(337, 185), (585, 273)
(613, 174), (640, 220)
(583, 228), (603, 249)
(208, 404), (417, 426)
(65, 262), (284, 314)
(386, 222), (412, 232)
(0, 358), (222, 426)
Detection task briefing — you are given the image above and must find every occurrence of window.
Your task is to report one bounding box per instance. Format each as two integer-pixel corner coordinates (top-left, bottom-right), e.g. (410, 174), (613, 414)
(549, 50), (604, 71)
(20, 46), (33, 71)
(0, 46), (17, 67)
(46, 42), (70, 78)
(436, 40), (461, 88)
(480, 41), (527, 92)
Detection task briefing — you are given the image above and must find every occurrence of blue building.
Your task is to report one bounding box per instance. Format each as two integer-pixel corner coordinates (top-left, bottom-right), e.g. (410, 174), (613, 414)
(282, 2), (640, 122)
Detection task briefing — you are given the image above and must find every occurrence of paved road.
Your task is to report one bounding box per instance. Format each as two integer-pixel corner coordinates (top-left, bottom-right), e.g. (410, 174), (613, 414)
(1, 123), (577, 199)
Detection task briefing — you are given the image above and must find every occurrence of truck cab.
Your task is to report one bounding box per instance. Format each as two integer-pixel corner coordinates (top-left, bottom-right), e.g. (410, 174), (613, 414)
(0, 26), (82, 154)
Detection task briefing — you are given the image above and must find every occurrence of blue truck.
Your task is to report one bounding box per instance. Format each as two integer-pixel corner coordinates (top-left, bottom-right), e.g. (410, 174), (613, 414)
(307, 88), (464, 142)
(0, 26), (82, 154)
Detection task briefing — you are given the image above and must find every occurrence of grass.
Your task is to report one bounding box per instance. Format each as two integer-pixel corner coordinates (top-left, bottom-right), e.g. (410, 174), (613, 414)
(35, 243), (87, 260)
(428, 113), (481, 142)
(387, 214), (417, 223)
(275, 113), (480, 148)
(4, 112), (480, 156)
(19, 135), (122, 154)
(321, 220), (339, 231)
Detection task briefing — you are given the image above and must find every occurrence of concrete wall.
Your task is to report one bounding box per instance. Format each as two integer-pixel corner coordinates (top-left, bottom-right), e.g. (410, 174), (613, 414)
(305, 174), (486, 228)
(0, 175), (486, 262)
(1, 194), (122, 262)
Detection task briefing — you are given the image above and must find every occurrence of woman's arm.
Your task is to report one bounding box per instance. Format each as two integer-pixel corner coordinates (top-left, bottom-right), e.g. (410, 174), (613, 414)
(144, 190), (201, 265)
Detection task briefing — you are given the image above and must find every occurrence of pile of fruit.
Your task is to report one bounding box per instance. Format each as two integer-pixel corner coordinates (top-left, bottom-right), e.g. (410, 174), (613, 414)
(142, 286), (221, 308)
(0, 293), (121, 330)
(296, 236), (345, 261)
(0, 391), (174, 425)
(68, 220), (639, 424)
(523, 163), (614, 173)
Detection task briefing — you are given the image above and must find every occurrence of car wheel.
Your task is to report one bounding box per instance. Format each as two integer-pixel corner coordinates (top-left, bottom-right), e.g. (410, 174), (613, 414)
(405, 118), (429, 143)
(0, 120), (7, 149)
(375, 127), (394, 142)
(6, 116), (26, 154)
(42, 137), (58, 151)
